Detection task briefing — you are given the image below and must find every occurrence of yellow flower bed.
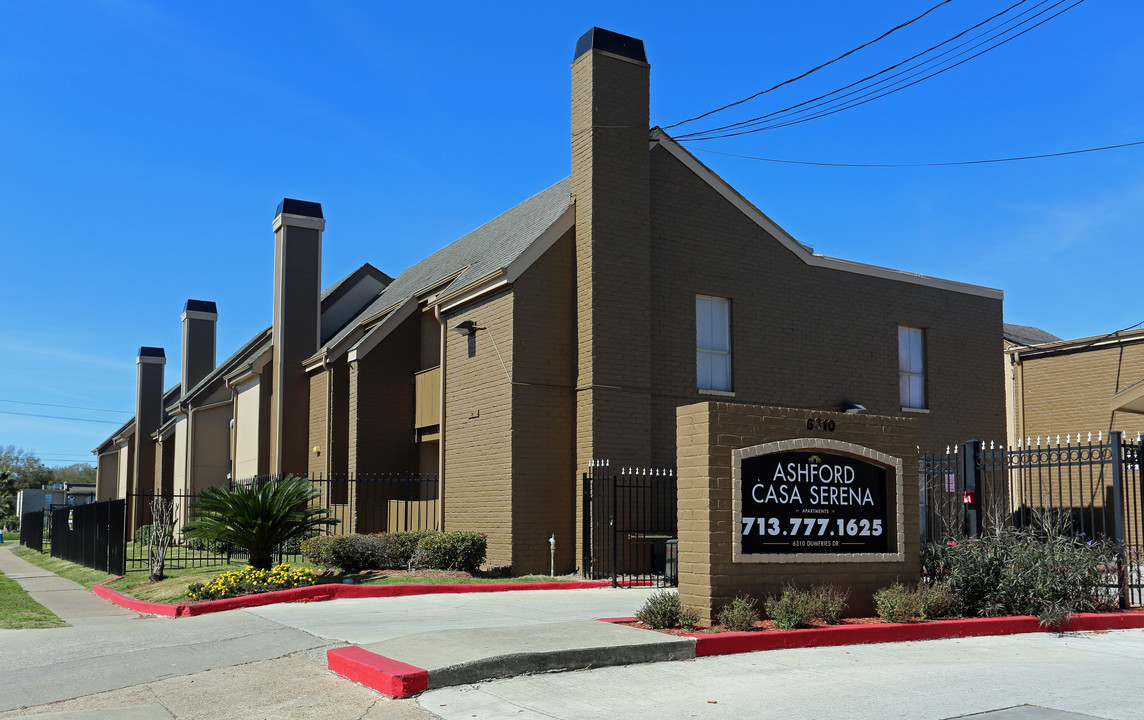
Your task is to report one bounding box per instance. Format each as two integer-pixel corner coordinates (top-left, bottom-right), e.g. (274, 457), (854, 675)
(186, 564), (316, 602)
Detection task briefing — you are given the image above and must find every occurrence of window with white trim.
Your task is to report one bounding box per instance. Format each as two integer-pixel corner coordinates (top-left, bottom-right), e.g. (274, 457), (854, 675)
(898, 325), (926, 409)
(697, 295), (732, 392)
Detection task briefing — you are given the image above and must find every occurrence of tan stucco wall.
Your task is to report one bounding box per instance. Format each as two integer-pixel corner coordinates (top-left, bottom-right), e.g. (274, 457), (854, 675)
(96, 451), (118, 501)
(676, 402), (919, 622)
(191, 403), (231, 493)
(233, 379), (262, 480)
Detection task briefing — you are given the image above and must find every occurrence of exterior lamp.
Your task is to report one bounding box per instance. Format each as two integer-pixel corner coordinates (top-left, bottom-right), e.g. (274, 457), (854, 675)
(841, 401), (866, 414)
(451, 320), (479, 336)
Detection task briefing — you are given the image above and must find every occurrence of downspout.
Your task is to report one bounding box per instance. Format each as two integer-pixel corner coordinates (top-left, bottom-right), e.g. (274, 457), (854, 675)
(435, 304), (446, 531)
(322, 354), (331, 479)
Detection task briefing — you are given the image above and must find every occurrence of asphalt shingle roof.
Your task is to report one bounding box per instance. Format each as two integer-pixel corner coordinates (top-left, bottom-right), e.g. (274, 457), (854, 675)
(1003, 323), (1061, 347)
(322, 177), (572, 351)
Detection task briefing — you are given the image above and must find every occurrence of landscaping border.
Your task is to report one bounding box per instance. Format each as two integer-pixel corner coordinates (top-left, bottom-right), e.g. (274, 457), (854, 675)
(92, 578), (618, 617)
(600, 611), (1144, 656)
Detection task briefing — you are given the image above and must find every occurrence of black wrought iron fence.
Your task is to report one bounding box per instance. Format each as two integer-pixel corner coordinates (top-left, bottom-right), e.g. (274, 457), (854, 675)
(125, 471), (439, 571)
(49, 499), (126, 576)
(920, 432), (1143, 606)
(19, 510), (44, 552)
(582, 460), (677, 587)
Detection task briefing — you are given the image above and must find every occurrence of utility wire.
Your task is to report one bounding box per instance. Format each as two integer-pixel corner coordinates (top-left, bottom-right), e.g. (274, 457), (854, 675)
(680, 0), (1084, 141)
(687, 139), (1144, 167)
(676, 0), (1037, 140)
(664, 0), (958, 130)
(0, 398), (131, 415)
(0, 407), (124, 423)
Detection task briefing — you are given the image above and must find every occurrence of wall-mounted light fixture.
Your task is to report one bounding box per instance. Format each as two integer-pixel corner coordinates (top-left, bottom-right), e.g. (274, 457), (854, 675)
(450, 319), (510, 383)
(451, 320), (479, 337)
(841, 401), (866, 414)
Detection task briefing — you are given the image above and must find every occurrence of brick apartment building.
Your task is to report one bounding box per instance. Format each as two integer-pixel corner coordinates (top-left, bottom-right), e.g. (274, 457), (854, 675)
(94, 28), (1005, 573)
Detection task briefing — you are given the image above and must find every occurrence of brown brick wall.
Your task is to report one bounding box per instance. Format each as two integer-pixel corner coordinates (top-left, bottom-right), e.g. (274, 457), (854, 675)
(308, 370), (328, 478)
(511, 230), (577, 573)
(677, 402), (919, 622)
(572, 47), (654, 477)
(444, 290), (515, 567)
(648, 146), (1004, 460)
(1010, 336), (1144, 443)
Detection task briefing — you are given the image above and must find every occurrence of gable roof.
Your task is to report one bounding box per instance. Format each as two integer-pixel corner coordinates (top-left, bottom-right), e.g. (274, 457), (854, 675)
(1003, 323), (1061, 347)
(323, 177), (573, 355)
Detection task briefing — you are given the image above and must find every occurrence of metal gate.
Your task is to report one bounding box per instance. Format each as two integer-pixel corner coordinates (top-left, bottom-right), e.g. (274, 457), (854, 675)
(582, 461), (677, 587)
(920, 432), (1143, 606)
(19, 510), (44, 552)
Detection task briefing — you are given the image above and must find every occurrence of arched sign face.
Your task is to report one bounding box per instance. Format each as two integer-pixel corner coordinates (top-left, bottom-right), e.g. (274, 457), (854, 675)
(740, 451), (889, 555)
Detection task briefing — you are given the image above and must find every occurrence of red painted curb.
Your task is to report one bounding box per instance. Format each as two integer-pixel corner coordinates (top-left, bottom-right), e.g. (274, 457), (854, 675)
(93, 578), (183, 617)
(327, 646), (428, 698)
(93, 578), (617, 616)
(681, 612), (1144, 657)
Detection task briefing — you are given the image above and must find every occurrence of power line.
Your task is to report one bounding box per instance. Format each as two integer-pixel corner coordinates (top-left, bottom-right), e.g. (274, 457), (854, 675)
(675, 0), (1038, 140)
(687, 139), (1144, 167)
(686, 0), (1085, 139)
(0, 398), (131, 415)
(0, 409), (124, 425)
(664, 0), (958, 130)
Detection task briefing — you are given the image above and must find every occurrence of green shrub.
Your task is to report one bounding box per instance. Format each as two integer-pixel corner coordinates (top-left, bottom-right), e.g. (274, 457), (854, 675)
(717, 595), (760, 632)
(410, 531), (487, 573)
(636, 590), (687, 629)
(765, 585), (816, 630)
(918, 582), (956, 620)
(927, 520), (1119, 626)
(387, 530), (437, 568)
(184, 536), (232, 554)
(874, 583), (920, 623)
(300, 535), (337, 567)
(329, 534), (386, 573)
(812, 584), (850, 624)
(135, 524), (153, 545)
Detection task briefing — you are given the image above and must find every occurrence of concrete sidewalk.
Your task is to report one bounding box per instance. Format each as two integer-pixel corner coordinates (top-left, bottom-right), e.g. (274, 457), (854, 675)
(0, 545), (136, 625)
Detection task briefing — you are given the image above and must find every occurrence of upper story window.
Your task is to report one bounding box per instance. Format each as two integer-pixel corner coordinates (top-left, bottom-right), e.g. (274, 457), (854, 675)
(898, 325), (926, 409)
(697, 295), (732, 392)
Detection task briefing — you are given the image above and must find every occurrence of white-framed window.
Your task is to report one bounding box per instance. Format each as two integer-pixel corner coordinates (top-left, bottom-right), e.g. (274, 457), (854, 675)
(898, 325), (926, 409)
(697, 295), (732, 392)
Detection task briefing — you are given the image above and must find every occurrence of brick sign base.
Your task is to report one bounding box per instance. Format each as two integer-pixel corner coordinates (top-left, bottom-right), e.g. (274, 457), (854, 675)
(676, 402), (919, 622)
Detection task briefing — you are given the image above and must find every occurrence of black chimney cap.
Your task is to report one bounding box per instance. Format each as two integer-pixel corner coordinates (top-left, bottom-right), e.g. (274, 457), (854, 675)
(574, 27), (646, 63)
(184, 299), (218, 314)
(138, 347), (166, 358)
(276, 198), (323, 219)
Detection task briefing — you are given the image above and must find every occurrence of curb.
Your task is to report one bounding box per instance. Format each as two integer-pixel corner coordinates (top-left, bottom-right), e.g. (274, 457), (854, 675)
(327, 647), (428, 698)
(93, 578), (618, 617)
(601, 611), (1144, 657)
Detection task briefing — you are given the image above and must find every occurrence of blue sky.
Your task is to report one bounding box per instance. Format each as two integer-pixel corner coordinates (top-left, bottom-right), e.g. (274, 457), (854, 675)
(1, 0), (1141, 466)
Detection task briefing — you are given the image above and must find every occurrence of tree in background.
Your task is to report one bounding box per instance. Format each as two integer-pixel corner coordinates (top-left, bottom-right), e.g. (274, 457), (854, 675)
(0, 447), (93, 529)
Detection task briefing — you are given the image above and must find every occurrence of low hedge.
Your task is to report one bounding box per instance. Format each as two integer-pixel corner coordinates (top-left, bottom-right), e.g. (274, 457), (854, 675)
(301, 530), (487, 574)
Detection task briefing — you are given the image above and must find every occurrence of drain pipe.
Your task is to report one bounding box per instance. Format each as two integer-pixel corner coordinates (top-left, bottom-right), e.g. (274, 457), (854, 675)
(549, 534), (556, 577)
(434, 304), (447, 532)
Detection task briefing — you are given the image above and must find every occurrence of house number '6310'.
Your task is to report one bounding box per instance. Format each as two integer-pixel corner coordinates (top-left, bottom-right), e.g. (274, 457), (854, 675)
(806, 417), (836, 432)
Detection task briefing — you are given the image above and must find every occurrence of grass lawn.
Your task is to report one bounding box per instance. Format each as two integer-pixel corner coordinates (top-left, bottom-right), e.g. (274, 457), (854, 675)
(0, 569), (67, 629)
(13, 545), (573, 604)
(12, 546), (115, 590)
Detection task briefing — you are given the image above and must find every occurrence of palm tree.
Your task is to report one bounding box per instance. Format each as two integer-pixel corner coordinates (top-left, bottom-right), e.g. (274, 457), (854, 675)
(183, 475), (338, 570)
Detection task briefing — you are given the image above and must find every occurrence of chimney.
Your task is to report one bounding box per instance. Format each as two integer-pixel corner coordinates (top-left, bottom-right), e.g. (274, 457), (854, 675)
(181, 299), (217, 395)
(133, 346), (165, 525)
(571, 28), (653, 467)
(271, 198), (324, 475)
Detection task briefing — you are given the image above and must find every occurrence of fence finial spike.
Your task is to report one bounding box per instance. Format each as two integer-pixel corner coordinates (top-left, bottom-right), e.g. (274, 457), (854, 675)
(1017, 437), (1022, 448)
(1099, 430), (1103, 442)
(1088, 431), (1092, 443)
(1066, 433), (1071, 444)
(1037, 436), (1041, 446)
(1056, 434), (1061, 445)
